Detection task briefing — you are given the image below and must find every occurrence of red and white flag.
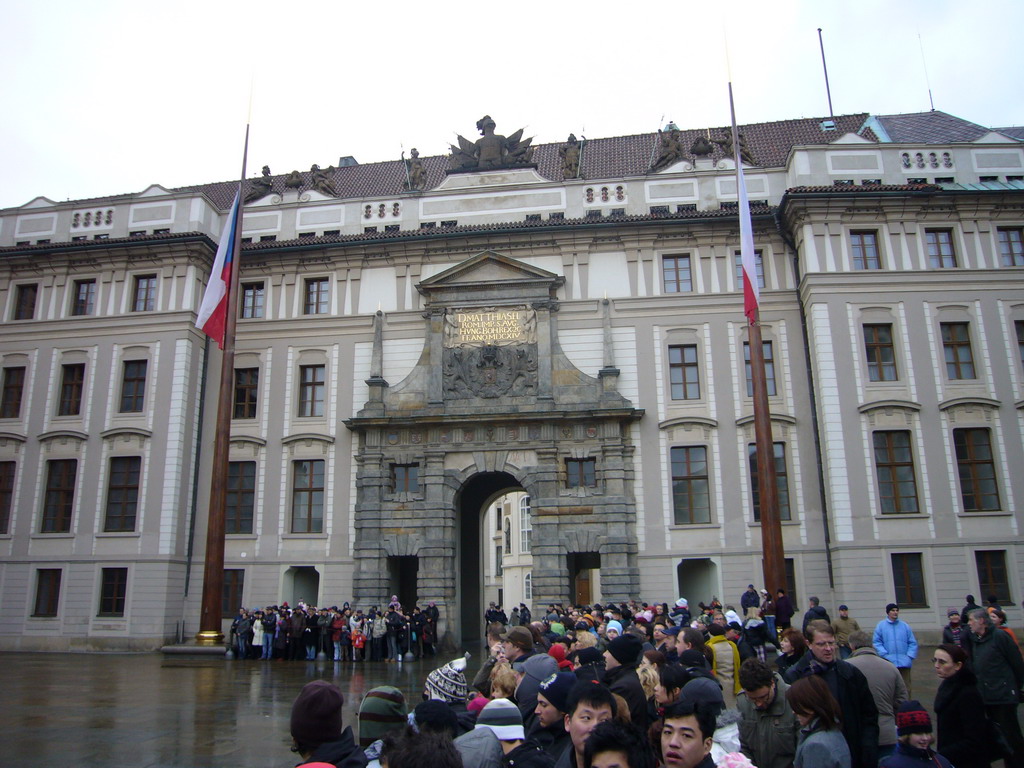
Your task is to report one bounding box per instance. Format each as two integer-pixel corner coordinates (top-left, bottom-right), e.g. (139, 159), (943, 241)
(195, 190), (240, 348)
(729, 82), (759, 323)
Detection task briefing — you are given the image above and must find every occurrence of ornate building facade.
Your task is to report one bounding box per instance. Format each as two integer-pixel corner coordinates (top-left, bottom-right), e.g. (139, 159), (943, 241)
(1, 111), (1022, 649)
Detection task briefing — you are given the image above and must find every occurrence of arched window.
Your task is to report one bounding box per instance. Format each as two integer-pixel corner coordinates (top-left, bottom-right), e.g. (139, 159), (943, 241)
(503, 517), (511, 555)
(524, 572), (532, 601)
(519, 495), (532, 553)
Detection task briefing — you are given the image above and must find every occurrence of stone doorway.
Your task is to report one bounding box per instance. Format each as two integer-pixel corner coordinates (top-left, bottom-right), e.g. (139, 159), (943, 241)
(457, 471), (523, 644)
(284, 566), (320, 608)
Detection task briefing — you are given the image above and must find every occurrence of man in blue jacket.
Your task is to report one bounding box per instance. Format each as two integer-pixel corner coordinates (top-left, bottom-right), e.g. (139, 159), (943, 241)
(872, 604), (918, 696)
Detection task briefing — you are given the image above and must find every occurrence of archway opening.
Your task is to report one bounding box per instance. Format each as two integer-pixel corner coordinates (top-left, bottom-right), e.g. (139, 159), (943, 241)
(283, 566), (320, 608)
(676, 558), (718, 607)
(456, 471), (522, 645)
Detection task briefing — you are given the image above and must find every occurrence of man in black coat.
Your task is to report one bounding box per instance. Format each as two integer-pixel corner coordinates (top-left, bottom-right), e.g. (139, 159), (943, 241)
(801, 596), (830, 632)
(783, 620), (878, 768)
(601, 633), (648, 731)
(774, 589), (794, 631)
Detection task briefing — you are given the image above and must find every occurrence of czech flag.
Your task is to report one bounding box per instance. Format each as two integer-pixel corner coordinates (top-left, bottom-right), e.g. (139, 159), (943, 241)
(736, 160), (759, 323)
(196, 190), (240, 349)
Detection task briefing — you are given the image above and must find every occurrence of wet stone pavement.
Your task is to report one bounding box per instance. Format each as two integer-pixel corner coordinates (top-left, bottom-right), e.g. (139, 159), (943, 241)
(0, 650), (955, 768)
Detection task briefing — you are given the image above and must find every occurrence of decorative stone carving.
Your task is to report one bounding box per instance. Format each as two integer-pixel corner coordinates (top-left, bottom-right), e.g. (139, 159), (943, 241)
(443, 343), (538, 399)
(559, 134), (581, 179)
(713, 130), (755, 165)
(690, 136), (714, 157)
(284, 170), (303, 189)
(310, 164), (339, 197)
(404, 148), (428, 191)
(244, 165), (274, 203)
(651, 129), (686, 172)
(448, 115), (534, 172)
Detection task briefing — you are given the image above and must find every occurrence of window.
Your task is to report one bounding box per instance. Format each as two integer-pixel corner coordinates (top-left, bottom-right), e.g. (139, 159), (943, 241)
(0, 461), (13, 533)
(519, 496), (532, 553)
(744, 341), (777, 396)
(104, 457), (141, 532)
(891, 553), (927, 607)
(119, 360), (147, 413)
(975, 551), (1012, 604)
(1017, 320), (1024, 373)
(926, 229), (957, 268)
(850, 231), (882, 270)
(748, 443), (791, 521)
(241, 282), (265, 319)
(524, 572), (533, 601)
(734, 250), (765, 288)
(291, 459), (324, 533)
(222, 569), (245, 618)
(72, 279), (96, 316)
(132, 275), (157, 312)
(941, 322), (975, 379)
(954, 428), (1000, 511)
(503, 517), (511, 555)
(566, 458), (596, 488)
(33, 569), (61, 617)
(297, 365), (325, 417)
(671, 446), (711, 524)
(998, 228), (1024, 267)
(14, 284), (38, 320)
(494, 546), (502, 578)
(98, 567), (128, 616)
(864, 324), (898, 382)
(391, 463), (419, 493)
(873, 431), (919, 514)
(42, 459), (76, 533)
(662, 255), (692, 293)
(233, 368), (259, 419)
(58, 363), (85, 416)
(226, 461), (256, 534)
(303, 278), (329, 315)
(1, 366), (26, 419)
(669, 344), (701, 400)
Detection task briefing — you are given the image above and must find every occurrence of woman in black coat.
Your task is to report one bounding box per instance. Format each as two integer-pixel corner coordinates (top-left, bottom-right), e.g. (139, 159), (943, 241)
(932, 643), (992, 768)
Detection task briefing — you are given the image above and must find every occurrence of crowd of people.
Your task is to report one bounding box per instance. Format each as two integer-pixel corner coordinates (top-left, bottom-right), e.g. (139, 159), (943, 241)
(229, 596), (440, 662)
(266, 588), (1023, 768)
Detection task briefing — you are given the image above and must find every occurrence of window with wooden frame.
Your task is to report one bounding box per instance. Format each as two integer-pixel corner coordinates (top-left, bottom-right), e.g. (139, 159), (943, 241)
(953, 428), (1000, 511)
(33, 569), (62, 617)
(975, 551), (1011, 605)
(662, 255), (692, 293)
(390, 463), (419, 494)
(233, 368), (259, 419)
(297, 364), (325, 417)
(291, 459), (324, 533)
(72, 279), (96, 316)
(850, 230), (882, 270)
(744, 340), (777, 396)
(670, 446), (711, 524)
(14, 284), (38, 320)
(222, 569), (245, 618)
(1, 366), (25, 419)
(132, 275), (157, 312)
(119, 360), (147, 413)
(748, 442), (791, 521)
(926, 229), (957, 268)
(669, 344), (701, 400)
(241, 282), (265, 319)
(873, 431), (919, 514)
(565, 458), (597, 488)
(41, 459), (76, 533)
(58, 363), (85, 416)
(864, 324), (898, 382)
(303, 278), (329, 315)
(226, 461), (256, 534)
(0, 460), (13, 533)
(891, 553), (927, 607)
(940, 322), (975, 379)
(997, 227), (1024, 267)
(98, 567), (128, 616)
(104, 456), (141, 532)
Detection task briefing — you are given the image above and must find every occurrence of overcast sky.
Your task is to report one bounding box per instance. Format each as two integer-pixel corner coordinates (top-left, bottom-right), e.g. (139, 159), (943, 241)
(2, 0), (1022, 210)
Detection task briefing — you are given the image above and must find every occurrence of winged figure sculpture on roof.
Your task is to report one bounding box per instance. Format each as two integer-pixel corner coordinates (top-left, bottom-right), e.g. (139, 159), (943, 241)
(449, 115), (535, 172)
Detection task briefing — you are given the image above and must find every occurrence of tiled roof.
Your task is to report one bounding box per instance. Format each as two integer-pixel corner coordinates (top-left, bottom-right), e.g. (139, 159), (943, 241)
(785, 183), (942, 194)
(239, 203), (778, 251)
(0, 231), (213, 257)
(178, 114), (870, 211)
(994, 126), (1024, 141)
(870, 111), (993, 144)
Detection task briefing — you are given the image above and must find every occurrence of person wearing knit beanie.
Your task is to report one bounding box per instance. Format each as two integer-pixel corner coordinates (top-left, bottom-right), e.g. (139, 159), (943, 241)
(358, 685), (408, 748)
(880, 700), (953, 768)
(290, 680), (365, 767)
(536, 671), (576, 738)
(606, 633), (642, 667)
(476, 697), (525, 742)
(602, 633), (648, 730)
(414, 699), (460, 738)
(425, 654), (470, 704)
(547, 643), (573, 670)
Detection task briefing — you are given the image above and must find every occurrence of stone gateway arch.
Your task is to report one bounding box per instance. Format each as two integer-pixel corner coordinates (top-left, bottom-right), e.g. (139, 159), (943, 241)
(345, 251), (643, 644)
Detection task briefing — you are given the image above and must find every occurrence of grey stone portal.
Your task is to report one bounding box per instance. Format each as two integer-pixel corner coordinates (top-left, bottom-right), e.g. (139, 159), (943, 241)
(345, 251), (644, 644)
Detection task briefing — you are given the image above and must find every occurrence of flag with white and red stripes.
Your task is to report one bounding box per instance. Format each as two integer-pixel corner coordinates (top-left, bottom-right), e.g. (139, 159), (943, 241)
(195, 190), (240, 348)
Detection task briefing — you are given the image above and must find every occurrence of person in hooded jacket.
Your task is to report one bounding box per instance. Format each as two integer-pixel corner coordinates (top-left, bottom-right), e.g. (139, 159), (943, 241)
(289, 680), (368, 768)
(602, 634), (648, 730)
(932, 643), (993, 768)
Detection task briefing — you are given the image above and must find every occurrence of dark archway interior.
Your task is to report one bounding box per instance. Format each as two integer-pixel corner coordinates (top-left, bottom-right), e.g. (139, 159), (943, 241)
(457, 471), (521, 644)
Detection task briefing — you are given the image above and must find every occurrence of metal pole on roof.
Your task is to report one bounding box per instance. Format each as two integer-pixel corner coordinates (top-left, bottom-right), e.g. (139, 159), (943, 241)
(817, 28), (835, 121)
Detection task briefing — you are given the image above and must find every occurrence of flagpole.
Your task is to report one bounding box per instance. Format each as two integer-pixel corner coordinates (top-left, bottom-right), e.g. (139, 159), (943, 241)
(728, 83), (787, 603)
(196, 125), (249, 644)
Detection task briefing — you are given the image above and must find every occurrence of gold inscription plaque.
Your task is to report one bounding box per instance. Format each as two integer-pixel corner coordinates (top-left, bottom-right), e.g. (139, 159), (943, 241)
(444, 307), (537, 347)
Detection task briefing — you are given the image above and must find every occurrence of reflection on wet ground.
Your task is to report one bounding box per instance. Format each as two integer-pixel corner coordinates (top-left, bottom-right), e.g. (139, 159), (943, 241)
(0, 651), (453, 768)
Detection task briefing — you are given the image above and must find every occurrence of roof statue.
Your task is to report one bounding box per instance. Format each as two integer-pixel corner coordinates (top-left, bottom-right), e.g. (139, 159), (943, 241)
(690, 135), (714, 157)
(650, 128), (686, 172)
(713, 130), (756, 166)
(559, 134), (581, 179)
(244, 165), (274, 203)
(284, 170), (303, 189)
(448, 115), (535, 172)
(404, 148), (428, 191)
(310, 164), (339, 197)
